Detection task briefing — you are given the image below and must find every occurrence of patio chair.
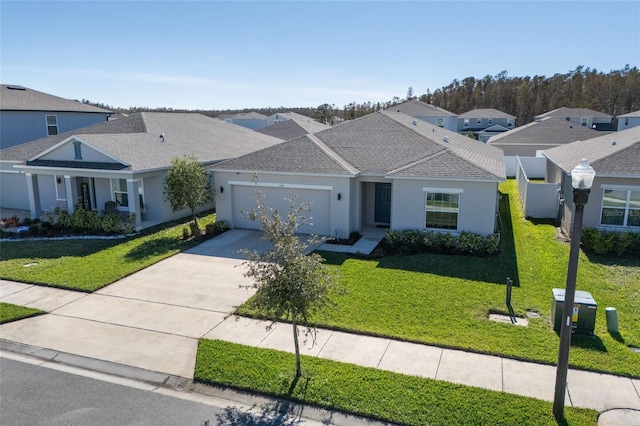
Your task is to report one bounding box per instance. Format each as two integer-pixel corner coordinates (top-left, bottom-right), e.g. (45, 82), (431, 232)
(104, 201), (117, 215)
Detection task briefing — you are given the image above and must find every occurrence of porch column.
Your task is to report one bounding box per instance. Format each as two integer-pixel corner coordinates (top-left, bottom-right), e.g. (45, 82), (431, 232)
(25, 173), (41, 218)
(126, 178), (142, 230)
(64, 175), (74, 213)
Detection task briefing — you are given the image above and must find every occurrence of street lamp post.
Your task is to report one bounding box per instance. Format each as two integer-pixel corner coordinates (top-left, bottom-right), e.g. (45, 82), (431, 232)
(553, 159), (595, 419)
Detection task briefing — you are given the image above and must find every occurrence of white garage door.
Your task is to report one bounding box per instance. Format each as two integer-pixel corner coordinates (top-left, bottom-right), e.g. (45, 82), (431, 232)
(232, 184), (331, 236)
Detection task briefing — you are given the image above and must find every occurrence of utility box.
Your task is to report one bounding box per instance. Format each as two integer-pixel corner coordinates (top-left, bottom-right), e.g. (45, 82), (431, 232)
(551, 289), (597, 335)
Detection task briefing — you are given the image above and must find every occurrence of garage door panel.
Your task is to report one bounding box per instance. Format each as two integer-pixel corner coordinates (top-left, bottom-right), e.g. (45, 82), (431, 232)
(232, 185), (330, 236)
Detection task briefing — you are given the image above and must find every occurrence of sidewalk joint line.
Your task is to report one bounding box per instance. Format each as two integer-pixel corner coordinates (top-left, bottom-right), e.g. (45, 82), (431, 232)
(314, 330), (333, 358)
(83, 292), (235, 315)
(632, 378), (640, 399)
(376, 340), (392, 368)
(434, 347), (445, 379)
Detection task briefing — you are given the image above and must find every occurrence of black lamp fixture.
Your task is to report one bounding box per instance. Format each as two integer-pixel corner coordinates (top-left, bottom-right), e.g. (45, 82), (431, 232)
(553, 158), (595, 419)
(219, 186), (224, 194)
(337, 193), (342, 201)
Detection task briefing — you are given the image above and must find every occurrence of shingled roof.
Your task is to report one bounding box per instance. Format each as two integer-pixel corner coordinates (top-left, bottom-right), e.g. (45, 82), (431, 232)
(389, 100), (456, 117)
(258, 115), (329, 140)
(459, 108), (515, 119)
(215, 110), (505, 181)
(1, 113), (282, 171)
(535, 107), (612, 120)
(543, 126), (640, 176)
(0, 84), (112, 113)
(487, 117), (606, 145)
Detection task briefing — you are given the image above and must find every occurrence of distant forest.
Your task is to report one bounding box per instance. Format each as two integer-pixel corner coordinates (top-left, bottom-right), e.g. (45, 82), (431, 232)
(85, 65), (640, 126)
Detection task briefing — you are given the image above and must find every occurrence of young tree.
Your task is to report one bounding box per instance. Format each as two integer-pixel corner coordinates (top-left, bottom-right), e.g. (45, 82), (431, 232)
(241, 188), (340, 378)
(164, 155), (213, 232)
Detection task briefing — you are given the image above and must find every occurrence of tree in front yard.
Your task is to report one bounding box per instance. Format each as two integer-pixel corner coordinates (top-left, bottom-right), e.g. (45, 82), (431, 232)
(164, 155), (213, 232)
(241, 188), (340, 378)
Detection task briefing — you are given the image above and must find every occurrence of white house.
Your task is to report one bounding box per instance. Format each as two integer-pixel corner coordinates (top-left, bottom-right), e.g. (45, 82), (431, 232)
(0, 113), (282, 229)
(388, 100), (458, 131)
(213, 110), (506, 239)
(617, 110), (640, 131)
(544, 126), (640, 234)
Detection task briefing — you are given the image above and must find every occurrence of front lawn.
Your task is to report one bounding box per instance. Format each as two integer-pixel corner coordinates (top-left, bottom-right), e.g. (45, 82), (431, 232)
(239, 180), (640, 377)
(0, 302), (44, 324)
(0, 213), (217, 292)
(195, 339), (597, 426)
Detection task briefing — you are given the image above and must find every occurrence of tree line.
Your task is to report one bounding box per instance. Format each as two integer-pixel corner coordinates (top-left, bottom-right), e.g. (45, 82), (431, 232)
(82, 65), (640, 126)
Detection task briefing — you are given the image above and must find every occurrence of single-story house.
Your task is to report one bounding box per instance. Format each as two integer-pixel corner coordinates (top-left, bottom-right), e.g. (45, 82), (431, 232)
(543, 126), (640, 234)
(534, 107), (614, 131)
(258, 114), (330, 140)
(488, 117), (606, 176)
(213, 110), (506, 238)
(457, 108), (515, 133)
(390, 100), (458, 131)
(617, 110), (640, 131)
(0, 112), (282, 230)
(221, 111), (269, 130)
(0, 84), (112, 149)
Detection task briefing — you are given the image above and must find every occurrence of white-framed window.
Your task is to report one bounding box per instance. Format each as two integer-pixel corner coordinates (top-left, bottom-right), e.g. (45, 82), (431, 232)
(463, 119), (470, 128)
(581, 117), (588, 127)
(424, 189), (462, 230)
(600, 189), (640, 228)
(625, 118), (629, 126)
(488, 118), (493, 125)
(507, 119), (513, 128)
(477, 118), (482, 125)
(112, 178), (129, 208)
(137, 179), (145, 212)
(46, 115), (58, 135)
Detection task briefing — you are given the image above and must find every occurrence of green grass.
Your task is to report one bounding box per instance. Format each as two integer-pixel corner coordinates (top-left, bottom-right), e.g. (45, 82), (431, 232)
(0, 302), (44, 324)
(238, 180), (640, 377)
(0, 213), (217, 292)
(195, 339), (597, 426)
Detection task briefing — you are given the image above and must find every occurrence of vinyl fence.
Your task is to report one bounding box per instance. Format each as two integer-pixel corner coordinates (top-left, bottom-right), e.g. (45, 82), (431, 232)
(515, 157), (560, 219)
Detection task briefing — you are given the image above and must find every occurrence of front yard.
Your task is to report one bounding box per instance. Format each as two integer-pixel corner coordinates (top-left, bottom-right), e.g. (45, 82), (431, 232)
(239, 180), (640, 378)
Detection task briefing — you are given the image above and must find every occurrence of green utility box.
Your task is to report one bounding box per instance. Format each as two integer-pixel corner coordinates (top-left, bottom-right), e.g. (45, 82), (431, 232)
(551, 288), (597, 335)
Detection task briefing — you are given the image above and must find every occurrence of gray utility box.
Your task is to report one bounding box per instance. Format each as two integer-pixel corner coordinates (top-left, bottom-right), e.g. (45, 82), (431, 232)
(551, 289), (597, 335)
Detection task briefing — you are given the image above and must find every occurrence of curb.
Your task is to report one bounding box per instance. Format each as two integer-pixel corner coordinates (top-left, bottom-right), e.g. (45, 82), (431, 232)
(0, 339), (391, 426)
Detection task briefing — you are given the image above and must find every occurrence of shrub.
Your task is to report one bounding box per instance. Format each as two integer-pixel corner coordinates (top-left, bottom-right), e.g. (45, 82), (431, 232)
(581, 228), (640, 256)
(381, 229), (499, 257)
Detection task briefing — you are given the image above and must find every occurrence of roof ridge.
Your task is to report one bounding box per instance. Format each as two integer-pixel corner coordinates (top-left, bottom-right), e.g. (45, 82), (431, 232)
(307, 133), (359, 175)
(386, 150), (448, 175)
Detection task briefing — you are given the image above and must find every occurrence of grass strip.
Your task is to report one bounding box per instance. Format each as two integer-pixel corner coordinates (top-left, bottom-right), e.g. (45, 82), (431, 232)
(0, 302), (44, 324)
(0, 213), (217, 292)
(195, 339), (597, 426)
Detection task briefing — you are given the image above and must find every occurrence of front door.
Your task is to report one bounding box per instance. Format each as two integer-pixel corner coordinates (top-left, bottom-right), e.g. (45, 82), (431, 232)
(374, 182), (391, 224)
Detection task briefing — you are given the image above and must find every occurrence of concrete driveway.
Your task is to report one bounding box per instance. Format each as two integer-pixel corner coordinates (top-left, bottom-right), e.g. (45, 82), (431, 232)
(0, 230), (270, 378)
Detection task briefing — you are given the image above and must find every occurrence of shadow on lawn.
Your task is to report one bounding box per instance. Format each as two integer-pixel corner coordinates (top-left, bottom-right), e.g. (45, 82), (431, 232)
(0, 238), (118, 261)
(123, 236), (184, 261)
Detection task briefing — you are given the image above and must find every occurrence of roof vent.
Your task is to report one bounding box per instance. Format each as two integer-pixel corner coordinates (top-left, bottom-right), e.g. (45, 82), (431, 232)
(443, 136), (449, 143)
(397, 109), (400, 113)
(159, 133), (165, 142)
(569, 125), (573, 129)
(6, 85), (26, 91)
(611, 140), (616, 146)
(412, 120), (418, 126)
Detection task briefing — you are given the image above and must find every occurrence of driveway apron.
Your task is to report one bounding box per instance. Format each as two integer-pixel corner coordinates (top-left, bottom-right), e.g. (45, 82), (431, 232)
(0, 230), (267, 378)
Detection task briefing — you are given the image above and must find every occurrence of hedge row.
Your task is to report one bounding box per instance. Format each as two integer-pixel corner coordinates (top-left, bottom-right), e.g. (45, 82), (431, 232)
(581, 228), (640, 256)
(380, 229), (500, 257)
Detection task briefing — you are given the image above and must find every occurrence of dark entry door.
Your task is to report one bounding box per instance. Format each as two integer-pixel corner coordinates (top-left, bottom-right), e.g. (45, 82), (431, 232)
(374, 183), (391, 223)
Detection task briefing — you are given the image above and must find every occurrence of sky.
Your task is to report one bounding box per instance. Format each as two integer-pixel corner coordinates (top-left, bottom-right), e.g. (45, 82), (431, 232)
(1, 1), (639, 111)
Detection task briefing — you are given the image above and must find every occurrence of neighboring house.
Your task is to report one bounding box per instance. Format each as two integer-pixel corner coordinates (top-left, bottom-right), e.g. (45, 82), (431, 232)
(0, 84), (112, 149)
(457, 108), (516, 134)
(388, 100), (458, 131)
(257, 114), (330, 140)
(265, 111), (317, 127)
(478, 125), (510, 143)
(617, 110), (640, 131)
(543, 126), (640, 235)
(488, 117), (605, 176)
(0, 113), (282, 230)
(213, 110), (505, 238)
(221, 111), (268, 130)
(534, 107), (614, 131)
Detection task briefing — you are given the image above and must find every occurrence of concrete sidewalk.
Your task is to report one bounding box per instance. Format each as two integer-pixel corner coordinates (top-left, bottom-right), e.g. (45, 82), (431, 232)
(1, 229), (639, 424)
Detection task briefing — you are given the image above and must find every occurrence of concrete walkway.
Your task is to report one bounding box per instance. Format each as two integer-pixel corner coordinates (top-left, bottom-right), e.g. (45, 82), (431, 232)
(2, 230), (639, 424)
